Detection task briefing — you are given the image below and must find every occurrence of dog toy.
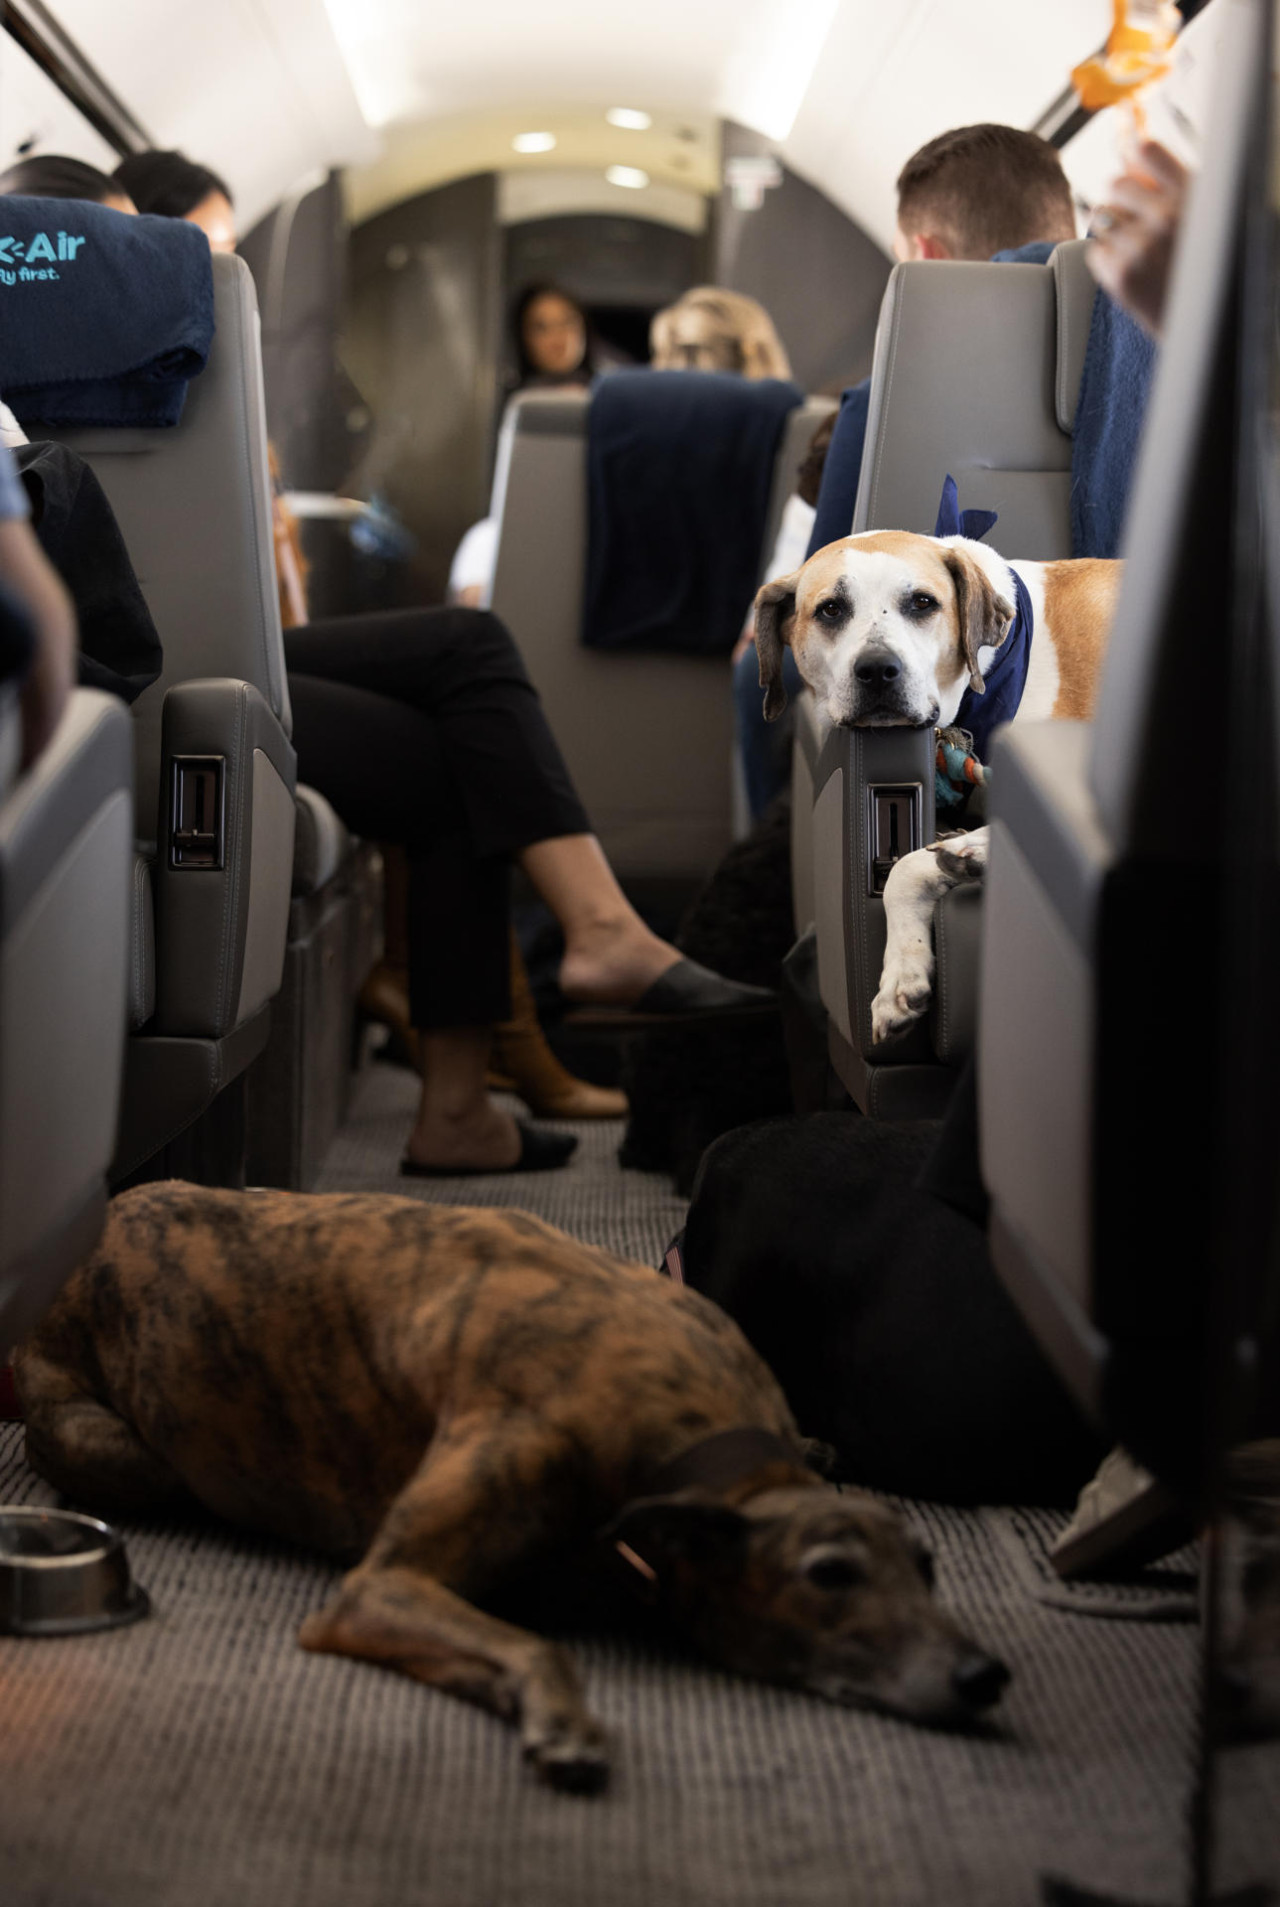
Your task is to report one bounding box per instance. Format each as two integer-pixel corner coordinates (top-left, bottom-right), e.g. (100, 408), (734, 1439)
(935, 726), (988, 810)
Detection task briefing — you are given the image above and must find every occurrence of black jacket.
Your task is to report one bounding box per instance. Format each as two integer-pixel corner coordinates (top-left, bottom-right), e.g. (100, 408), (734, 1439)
(15, 440), (161, 705)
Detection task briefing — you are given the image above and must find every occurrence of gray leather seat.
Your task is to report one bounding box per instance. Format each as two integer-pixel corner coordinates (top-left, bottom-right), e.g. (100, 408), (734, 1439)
(492, 388), (835, 881)
(0, 687), (133, 1348)
(41, 254), (303, 1178)
(794, 240), (1095, 1116)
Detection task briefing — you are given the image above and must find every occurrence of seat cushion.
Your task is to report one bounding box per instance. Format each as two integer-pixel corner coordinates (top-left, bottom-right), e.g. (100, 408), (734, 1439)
(130, 848), (155, 1031)
(292, 782), (351, 897)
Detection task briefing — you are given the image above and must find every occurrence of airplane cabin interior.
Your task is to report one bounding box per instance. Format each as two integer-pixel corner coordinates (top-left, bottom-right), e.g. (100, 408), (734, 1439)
(0, 2), (1277, 1904)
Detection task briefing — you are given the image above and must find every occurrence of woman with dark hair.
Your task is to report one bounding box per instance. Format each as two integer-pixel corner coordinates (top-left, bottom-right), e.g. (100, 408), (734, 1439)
(511, 283), (592, 391)
(113, 150), (236, 252)
(0, 154), (135, 214)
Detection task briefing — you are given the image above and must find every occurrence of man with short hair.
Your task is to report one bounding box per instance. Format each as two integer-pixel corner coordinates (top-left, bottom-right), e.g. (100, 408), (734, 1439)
(892, 122), (1079, 264)
(735, 124), (1083, 818)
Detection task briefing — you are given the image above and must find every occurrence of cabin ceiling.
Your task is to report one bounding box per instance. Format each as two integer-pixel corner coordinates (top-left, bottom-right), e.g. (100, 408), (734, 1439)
(11, 0), (1210, 246)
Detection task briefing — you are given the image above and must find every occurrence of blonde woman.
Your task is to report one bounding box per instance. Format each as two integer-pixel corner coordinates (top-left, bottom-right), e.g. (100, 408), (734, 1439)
(649, 287), (792, 381)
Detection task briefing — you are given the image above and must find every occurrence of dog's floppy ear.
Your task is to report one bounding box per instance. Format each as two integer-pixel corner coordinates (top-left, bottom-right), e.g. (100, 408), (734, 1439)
(799, 1437), (841, 1479)
(943, 546), (1014, 696)
(753, 571), (802, 722)
(605, 1493), (749, 1575)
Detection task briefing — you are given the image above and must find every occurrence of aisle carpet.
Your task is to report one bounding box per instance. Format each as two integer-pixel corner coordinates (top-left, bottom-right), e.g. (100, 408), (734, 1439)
(1, 1065), (1274, 1906)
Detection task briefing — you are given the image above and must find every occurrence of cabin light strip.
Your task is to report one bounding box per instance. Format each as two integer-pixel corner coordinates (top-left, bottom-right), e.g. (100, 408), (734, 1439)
(320, 0), (409, 128)
(721, 0), (841, 144)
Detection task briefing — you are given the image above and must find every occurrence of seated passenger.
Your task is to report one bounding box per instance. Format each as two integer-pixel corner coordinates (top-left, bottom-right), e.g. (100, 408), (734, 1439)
(0, 153), (136, 215)
(509, 281), (594, 394)
(7, 152), (768, 1173)
(733, 122), (1084, 819)
(0, 160), (167, 708)
(112, 149), (236, 253)
(448, 283), (597, 610)
(649, 286), (792, 380)
(449, 282), (794, 617)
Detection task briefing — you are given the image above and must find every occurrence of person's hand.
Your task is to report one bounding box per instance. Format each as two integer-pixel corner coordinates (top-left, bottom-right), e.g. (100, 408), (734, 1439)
(1087, 139), (1190, 340)
(0, 520), (76, 771)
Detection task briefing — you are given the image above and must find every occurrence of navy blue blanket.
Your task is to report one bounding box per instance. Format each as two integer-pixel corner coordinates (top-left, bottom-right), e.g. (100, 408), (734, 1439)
(0, 199), (213, 428)
(584, 369), (803, 656)
(805, 381), (871, 557)
(1069, 291), (1158, 559)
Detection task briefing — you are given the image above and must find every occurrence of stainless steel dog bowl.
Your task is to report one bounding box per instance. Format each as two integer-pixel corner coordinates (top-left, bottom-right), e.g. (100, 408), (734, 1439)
(0, 1507), (149, 1636)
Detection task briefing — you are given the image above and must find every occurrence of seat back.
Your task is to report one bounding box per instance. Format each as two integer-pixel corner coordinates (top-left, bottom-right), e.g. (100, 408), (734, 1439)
(806, 242), (1095, 1113)
(0, 690), (133, 1346)
(852, 241), (1093, 552)
(30, 254), (297, 1175)
(40, 254), (291, 837)
(491, 388), (833, 880)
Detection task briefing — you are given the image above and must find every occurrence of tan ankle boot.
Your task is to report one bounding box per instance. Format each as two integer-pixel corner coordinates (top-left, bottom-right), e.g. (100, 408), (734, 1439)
(490, 933), (628, 1119)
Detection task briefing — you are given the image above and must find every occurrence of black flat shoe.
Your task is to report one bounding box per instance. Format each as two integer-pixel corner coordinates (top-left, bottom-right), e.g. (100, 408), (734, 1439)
(561, 957), (777, 1029)
(400, 1123), (578, 1179)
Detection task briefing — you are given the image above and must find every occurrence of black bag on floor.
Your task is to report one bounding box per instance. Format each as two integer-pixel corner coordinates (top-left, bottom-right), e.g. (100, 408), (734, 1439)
(678, 1108), (1106, 1507)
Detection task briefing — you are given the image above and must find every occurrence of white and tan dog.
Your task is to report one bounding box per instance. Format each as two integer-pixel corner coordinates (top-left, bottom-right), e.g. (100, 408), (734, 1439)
(754, 532), (1119, 1041)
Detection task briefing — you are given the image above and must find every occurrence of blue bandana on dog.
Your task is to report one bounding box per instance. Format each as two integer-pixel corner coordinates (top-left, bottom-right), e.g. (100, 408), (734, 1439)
(933, 475), (1033, 761)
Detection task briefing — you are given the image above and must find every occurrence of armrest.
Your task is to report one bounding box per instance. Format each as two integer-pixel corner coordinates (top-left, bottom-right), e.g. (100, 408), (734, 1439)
(0, 690), (133, 1335)
(808, 716), (939, 1063)
(930, 884), (984, 1065)
(151, 677), (297, 1038)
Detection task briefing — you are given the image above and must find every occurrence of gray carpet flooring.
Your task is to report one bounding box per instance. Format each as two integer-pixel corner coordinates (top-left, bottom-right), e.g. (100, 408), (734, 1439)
(1, 1064), (1275, 1906)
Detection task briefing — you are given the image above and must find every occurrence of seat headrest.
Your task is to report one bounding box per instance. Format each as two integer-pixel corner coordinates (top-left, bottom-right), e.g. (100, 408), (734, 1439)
(1, 198), (214, 430)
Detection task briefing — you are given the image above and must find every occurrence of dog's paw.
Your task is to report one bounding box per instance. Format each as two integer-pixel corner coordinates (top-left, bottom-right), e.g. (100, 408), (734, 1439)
(523, 1711), (610, 1794)
(930, 835), (988, 883)
(871, 954), (934, 1043)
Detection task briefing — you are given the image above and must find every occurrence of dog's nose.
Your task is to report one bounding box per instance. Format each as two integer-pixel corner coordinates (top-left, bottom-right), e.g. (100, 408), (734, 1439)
(952, 1651), (1010, 1711)
(853, 647), (902, 687)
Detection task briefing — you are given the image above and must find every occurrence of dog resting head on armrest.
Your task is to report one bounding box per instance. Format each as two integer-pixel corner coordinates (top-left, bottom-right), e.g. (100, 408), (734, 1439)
(754, 532), (1015, 731)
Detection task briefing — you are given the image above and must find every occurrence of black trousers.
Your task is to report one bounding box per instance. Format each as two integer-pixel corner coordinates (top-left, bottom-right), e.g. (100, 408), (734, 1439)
(284, 607), (589, 1029)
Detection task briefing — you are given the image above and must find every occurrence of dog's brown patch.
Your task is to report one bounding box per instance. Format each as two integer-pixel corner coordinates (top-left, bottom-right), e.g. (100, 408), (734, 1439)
(1043, 559), (1123, 719)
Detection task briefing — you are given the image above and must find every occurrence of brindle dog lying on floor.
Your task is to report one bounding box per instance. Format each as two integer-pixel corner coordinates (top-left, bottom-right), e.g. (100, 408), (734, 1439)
(14, 1184), (1009, 1792)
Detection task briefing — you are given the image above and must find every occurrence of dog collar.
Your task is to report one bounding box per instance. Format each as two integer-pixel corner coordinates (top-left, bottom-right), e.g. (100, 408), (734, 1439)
(612, 1428), (810, 1592)
(648, 1427), (806, 1497)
